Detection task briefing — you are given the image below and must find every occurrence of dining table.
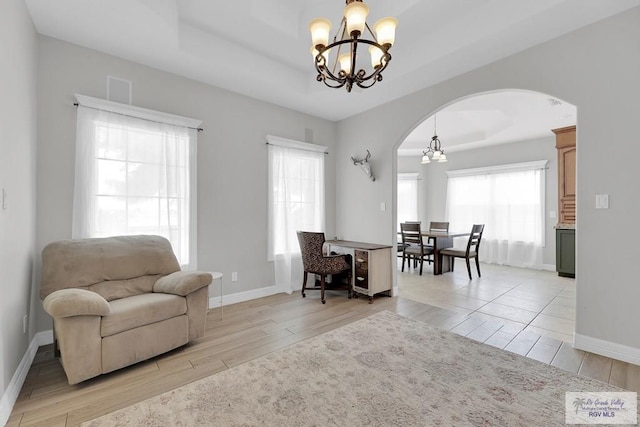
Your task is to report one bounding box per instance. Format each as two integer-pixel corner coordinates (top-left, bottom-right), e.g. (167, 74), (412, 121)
(399, 230), (469, 275)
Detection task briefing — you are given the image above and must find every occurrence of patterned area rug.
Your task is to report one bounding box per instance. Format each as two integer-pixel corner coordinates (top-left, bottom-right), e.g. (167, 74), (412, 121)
(83, 311), (627, 426)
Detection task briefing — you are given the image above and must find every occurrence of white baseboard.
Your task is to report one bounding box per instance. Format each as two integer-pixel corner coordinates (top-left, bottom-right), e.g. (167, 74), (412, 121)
(542, 264), (556, 272)
(574, 333), (640, 366)
(209, 285), (280, 309)
(0, 331), (53, 426)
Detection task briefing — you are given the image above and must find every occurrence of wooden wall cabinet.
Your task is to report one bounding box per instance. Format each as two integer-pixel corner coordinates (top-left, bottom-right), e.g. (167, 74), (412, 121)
(553, 125), (576, 278)
(553, 125), (576, 224)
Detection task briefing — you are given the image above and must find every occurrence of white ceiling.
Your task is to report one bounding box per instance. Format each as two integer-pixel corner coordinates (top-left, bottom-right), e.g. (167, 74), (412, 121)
(24, 0), (640, 123)
(398, 90), (577, 156)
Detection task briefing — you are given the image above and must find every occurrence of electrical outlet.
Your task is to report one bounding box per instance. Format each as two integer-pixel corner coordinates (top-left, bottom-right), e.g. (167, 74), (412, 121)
(231, 272), (238, 282)
(23, 315), (27, 334)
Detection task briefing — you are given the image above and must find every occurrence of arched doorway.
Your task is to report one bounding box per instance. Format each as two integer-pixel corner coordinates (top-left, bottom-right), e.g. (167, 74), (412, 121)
(394, 89), (577, 344)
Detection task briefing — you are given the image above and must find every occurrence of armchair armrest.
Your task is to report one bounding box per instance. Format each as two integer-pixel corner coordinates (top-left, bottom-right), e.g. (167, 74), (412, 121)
(154, 271), (212, 296)
(43, 289), (110, 318)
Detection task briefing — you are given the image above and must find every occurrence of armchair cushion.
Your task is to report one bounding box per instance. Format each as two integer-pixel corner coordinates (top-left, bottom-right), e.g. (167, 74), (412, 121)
(101, 293), (187, 337)
(154, 271), (212, 296)
(43, 288), (110, 318)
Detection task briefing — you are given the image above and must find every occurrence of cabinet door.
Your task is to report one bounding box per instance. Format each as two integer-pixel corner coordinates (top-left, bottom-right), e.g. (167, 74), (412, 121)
(556, 229), (575, 278)
(560, 147), (576, 199)
(558, 146), (576, 223)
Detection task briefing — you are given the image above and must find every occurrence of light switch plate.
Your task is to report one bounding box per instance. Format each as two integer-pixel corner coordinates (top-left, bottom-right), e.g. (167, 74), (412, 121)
(595, 194), (609, 209)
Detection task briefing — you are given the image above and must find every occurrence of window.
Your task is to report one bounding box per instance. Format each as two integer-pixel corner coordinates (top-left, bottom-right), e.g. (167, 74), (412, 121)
(397, 173), (419, 231)
(267, 135), (326, 293)
(445, 161), (547, 268)
(72, 95), (200, 269)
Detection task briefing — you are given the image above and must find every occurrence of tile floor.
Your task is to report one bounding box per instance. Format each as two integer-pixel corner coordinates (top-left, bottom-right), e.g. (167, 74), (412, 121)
(397, 259), (576, 342)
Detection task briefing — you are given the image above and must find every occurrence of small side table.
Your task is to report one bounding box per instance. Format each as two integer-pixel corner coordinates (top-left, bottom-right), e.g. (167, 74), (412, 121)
(210, 272), (224, 319)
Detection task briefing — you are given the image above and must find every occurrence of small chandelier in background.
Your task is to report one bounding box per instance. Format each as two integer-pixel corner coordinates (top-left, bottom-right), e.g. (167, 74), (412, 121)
(309, 0), (397, 92)
(421, 114), (448, 164)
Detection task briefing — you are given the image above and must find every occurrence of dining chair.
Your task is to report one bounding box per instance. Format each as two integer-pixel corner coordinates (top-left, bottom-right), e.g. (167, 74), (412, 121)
(397, 221), (421, 261)
(296, 231), (352, 304)
(440, 224), (485, 280)
(425, 221), (450, 264)
(400, 222), (434, 275)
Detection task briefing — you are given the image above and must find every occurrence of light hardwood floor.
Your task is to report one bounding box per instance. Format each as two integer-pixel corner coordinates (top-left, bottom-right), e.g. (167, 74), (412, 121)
(7, 267), (640, 426)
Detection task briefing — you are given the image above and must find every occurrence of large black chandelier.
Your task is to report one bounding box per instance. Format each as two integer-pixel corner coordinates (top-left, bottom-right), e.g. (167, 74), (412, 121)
(309, 0), (398, 92)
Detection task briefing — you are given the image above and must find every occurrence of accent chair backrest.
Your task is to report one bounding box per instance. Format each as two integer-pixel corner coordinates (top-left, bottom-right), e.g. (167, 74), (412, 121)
(296, 231), (326, 271)
(40, 235), (181, 301)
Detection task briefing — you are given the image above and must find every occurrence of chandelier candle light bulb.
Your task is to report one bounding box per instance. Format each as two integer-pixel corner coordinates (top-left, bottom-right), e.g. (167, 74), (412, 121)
(339, 53), (352, 74)
(369, 45), (383, 68)
(310, 18), (332, 47)
(309, 0), (397, 92)
(344, 1), (369, 36)
(374, 17), (398, 46)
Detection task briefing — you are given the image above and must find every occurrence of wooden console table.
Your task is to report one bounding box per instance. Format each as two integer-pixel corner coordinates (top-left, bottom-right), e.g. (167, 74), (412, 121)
(326, 240), (392, 303)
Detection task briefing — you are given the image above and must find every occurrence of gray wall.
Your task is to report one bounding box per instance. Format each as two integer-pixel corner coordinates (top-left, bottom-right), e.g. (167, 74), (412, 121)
(399, 135), (558, 267)
(35, 37), (338, 332)
(337, 8), (640, 353)
(0, 0), (38, 404)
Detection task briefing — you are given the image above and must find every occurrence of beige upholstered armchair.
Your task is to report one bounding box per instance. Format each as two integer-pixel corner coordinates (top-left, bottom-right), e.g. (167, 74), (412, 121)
(40, 235), (212, 384)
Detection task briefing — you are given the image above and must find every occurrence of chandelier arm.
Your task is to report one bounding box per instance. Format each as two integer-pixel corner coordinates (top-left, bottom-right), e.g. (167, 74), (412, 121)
(349, 39), (391, 84)
(350, 38), (358, 82)
(364, 21), (377, 41)
(331, 19), (348, 76)
(320, 76), (347, 89)
(314, 40), (353, 83)
(355, 77), (380, 89)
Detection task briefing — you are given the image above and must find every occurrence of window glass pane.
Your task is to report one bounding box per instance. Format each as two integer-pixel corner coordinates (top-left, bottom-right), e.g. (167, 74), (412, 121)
(127, 130), (163, 164)
(97, 159), (126, 195)
(96, 124), (126, 160)
(397, 178), (418, 230)
(128, 162), (163, 197)
(128, 197), (160, 228)
(286, 157), (302, 179)
(95, 196), (126, 235)
(301, 179), (316, 203)
(288, 179), (303, 203)
(165, 166), (186, 198)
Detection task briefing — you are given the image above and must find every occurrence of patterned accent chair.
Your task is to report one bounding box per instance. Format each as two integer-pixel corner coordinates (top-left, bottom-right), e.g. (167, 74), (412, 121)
(296, 231), (352, 304)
